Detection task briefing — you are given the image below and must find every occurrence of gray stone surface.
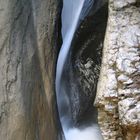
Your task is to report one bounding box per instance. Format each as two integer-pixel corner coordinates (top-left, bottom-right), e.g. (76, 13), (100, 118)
(0, 0), (60, 139)
(95, 0), (140, 139)
(1, 0), (139, 139)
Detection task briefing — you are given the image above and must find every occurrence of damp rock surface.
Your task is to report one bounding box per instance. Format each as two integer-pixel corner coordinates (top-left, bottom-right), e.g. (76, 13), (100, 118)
(0, 0), (60, 140)
(63, 3), (108, 126)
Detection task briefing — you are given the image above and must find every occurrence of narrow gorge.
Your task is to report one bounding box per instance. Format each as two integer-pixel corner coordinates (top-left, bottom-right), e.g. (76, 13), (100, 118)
(0, 0), (140, 140)
(56, 0), (108, 139)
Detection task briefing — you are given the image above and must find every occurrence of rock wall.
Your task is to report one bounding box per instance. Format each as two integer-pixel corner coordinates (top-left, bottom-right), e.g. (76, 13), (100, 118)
(0, 0), (60, 140)
(1, 0), (139, 139)
(69, 3), (108, 125)
(95, 0), (140, 139)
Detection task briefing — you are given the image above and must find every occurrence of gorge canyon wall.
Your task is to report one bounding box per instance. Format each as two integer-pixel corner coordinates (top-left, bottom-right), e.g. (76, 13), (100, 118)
(0, 0), (140, 140)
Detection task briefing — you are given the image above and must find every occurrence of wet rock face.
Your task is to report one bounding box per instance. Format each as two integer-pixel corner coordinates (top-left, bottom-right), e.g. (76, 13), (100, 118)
(0, 0), (60, 140)
(63, 4), (108, 127)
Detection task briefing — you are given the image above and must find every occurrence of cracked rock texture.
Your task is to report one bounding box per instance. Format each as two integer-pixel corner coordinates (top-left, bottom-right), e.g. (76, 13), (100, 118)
(95, 0), (140, 140)
(0, 0), (60, 140)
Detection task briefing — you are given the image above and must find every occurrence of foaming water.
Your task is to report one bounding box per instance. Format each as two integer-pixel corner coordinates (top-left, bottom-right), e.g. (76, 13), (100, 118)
(64, 125), (103, 140)
(56, 0), (104, 139)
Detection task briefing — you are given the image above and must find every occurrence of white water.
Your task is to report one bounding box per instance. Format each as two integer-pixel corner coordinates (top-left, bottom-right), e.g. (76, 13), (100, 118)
(56, 0), (94, 94)
(56, 0), (104, 140)
(64, 125), (103, 140)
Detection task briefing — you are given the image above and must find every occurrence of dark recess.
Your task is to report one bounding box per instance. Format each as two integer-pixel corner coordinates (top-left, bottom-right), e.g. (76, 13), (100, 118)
(63, 3), (109, 127)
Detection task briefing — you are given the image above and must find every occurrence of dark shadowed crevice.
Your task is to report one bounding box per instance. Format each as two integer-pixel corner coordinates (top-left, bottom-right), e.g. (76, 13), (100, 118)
(55, 0), (64, 139)
(63, 2), (109, 127)
(56, 1), (108, 139)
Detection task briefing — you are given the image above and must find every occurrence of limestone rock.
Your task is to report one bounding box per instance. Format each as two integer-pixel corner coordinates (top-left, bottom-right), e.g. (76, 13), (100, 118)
(0, 0), (60, 139)
(96, 0), (140, 139)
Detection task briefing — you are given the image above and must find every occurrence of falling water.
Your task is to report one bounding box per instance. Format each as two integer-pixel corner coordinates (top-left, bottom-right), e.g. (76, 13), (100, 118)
(56, 0), (105, 140)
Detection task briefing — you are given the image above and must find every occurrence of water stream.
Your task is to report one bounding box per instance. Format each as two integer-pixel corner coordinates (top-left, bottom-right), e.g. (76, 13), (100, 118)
(56, 0), (107, 139)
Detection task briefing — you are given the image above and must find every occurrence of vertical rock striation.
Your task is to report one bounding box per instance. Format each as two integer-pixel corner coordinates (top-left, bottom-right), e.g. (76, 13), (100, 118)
(0, 0), (60, 140)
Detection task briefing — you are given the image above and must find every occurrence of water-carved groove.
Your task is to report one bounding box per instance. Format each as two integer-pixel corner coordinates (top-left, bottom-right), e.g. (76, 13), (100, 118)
(56, 1), (108, 139)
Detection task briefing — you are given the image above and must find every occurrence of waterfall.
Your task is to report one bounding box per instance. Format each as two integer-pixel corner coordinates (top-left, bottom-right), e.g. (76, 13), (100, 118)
(56, 0), (105, 139)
